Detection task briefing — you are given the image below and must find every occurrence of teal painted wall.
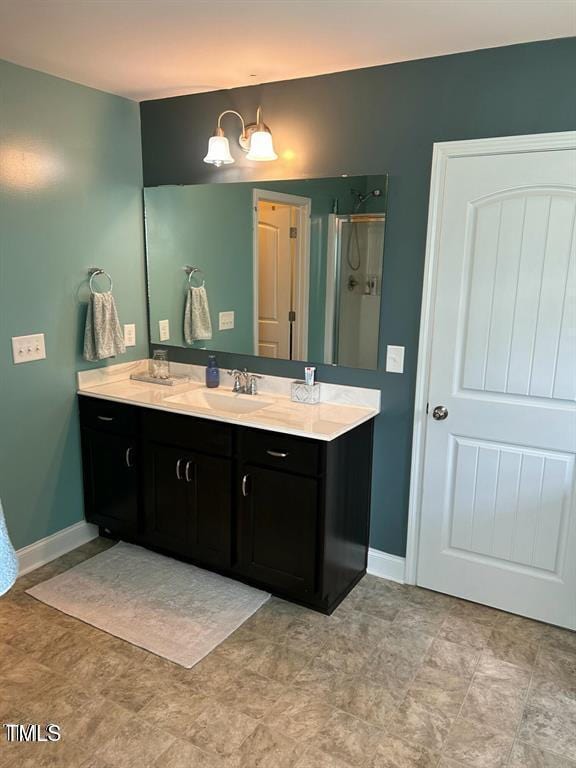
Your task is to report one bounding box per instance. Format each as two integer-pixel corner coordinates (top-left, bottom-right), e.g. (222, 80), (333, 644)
(0, 59), (147, 550)
(141, 38), (576, 557)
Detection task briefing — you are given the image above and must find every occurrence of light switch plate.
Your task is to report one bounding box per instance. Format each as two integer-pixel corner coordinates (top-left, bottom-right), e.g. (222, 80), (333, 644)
(386, 345), (405, 374)
(158, 319), (170, 341)
(124, 324), (136, 347)
(219, 311), (235, 331)
(12, 333), (46, 364)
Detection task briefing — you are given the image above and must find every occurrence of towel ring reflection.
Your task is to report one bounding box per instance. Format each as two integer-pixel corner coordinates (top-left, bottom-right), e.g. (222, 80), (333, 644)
(184, 265), (205, 288)
(88, 267), (113, 294)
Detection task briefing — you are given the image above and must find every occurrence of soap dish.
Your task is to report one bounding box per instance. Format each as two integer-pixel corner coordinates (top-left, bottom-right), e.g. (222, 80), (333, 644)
(291, 380), (321, 404)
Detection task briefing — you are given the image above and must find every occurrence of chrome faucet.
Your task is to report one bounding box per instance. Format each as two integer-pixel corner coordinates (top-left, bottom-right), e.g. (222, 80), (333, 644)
(228, 368), (263, 395)
(229, 369), (245, 393)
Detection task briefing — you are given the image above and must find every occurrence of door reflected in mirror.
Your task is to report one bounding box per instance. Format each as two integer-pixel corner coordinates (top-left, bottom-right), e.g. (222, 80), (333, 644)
(145, 174), (387, 370)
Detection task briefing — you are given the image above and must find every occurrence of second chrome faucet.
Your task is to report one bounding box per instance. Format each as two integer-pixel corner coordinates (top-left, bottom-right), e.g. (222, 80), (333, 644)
(228, 368), (263, 395)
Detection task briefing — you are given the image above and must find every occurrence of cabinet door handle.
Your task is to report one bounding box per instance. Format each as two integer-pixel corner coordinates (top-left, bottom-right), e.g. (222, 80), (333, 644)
(125, 447), (134, 468)
(176, 458), (183, 481)
(185, 460), (194, 483)
(242, 474), (249, 497)
(266, 450), (289, 458)
(97, 415), (114, 422)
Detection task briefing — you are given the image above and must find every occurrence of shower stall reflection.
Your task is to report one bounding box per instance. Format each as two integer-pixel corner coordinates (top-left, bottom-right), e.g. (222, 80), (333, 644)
(326, 213), (385, 369)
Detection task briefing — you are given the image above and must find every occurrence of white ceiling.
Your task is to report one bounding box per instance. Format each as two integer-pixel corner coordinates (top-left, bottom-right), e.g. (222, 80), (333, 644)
(0, 0), (573, 101)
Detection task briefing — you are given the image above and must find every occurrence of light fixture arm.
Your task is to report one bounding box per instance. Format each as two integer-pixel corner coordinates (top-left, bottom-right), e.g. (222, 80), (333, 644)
(215, 110), (247, 141)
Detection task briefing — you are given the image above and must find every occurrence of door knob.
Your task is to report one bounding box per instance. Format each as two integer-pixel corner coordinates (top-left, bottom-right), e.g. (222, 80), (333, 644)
(432, 405), (448, 421)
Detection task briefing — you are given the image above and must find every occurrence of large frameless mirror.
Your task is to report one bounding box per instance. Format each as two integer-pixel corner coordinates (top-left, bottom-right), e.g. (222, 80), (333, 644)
(145, 174), (387, 369)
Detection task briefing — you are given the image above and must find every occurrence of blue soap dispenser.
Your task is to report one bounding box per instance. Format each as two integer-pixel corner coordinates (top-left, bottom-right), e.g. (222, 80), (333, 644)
(205, 354), (220, 388)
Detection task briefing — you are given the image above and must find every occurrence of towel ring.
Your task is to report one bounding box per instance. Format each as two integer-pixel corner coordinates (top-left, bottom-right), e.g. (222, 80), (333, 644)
(184, 266), (205, 288)
(89, 268), (113, 294)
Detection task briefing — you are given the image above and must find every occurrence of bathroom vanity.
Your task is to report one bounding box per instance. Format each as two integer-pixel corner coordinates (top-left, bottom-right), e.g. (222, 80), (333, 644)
(78, 363), (379, 613)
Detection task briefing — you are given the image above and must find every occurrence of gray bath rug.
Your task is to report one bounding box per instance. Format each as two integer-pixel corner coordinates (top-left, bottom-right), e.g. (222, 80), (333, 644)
(27, 541), (270, 668)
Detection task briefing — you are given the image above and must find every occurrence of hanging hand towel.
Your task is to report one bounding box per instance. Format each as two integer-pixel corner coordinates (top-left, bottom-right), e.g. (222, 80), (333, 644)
(184, 285), (213, 344)
(83, 291), (126, 361)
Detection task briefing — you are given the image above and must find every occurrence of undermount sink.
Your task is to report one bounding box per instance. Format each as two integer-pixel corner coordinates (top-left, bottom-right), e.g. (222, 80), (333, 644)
(165, 388), (274, 414)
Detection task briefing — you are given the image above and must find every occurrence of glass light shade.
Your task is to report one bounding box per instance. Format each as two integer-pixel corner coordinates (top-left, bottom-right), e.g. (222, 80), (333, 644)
(246, 130), (278, 161)
(0, 500), (18, 596)
(203, 135), (235, 166)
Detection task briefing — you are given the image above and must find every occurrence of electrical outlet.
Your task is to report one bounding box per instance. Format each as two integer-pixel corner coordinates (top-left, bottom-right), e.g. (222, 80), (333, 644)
(386, 345), (405, 374)
(124, 324), (136, 347)
(158, 319), (170, 341)
(12, 333), (46, 364)
(219, 311), (235, 331)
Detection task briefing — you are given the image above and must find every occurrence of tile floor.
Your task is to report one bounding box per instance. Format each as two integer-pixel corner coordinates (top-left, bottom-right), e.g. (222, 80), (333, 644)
(0, 537), (574, 768)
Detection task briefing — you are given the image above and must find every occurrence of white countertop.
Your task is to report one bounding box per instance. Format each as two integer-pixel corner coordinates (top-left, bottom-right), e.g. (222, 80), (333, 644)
(77, 363), (380, 442)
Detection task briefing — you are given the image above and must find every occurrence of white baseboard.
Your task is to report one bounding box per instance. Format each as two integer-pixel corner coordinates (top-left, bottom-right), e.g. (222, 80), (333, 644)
(367, 548), (406, 584)
(17, 520), (98, 576)
(17, 523), (404, 585)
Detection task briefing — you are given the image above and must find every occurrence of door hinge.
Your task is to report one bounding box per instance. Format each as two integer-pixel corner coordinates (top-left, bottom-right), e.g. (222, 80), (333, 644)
(289, 226), (298, 239)
(288, 310), (296, 322)
(426, 402), (429, 414)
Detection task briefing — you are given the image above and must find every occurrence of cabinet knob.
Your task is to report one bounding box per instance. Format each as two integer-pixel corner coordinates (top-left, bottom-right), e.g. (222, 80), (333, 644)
(176, 458), (183, 481)
(125, 447), (134, 468)
(185, 460), (194, 483)
(97, 415), (114, 422)
(242, 474), (250, 497)
(266, 450), (289, 459)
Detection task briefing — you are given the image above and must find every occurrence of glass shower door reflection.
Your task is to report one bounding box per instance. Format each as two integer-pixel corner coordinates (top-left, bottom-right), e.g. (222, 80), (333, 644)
(328, 214), (385, 369)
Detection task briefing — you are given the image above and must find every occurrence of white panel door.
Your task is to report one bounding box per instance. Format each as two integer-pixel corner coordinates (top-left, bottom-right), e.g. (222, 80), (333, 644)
(417, 138), (576, 629)
(257, 202), (292, 358)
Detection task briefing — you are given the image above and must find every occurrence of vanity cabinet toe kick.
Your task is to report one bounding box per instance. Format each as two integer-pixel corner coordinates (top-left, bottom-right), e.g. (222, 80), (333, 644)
(78, 395), (374, 614)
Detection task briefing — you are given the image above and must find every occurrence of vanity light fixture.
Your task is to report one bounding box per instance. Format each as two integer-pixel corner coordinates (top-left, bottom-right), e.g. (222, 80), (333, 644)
(203, 106), (278, 166)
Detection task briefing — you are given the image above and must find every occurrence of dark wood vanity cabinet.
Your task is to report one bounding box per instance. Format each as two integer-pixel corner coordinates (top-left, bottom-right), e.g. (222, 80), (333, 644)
(238, 464), (319, 595)
(79, 398), (140, 536)
(142, 411), (232, 569)
(236, 428), (323, 597)
(79, 395), (374, 613)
